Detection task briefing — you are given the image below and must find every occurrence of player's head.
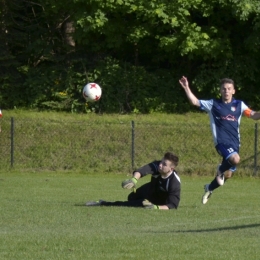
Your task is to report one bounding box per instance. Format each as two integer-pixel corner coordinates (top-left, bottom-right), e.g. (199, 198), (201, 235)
(158, 152), (179, 176)
(220, 78), (235, 102)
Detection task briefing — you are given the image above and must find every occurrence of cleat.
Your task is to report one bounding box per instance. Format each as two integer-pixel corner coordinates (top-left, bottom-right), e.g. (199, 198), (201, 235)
(216, 165), (225, 186)
(85, 200), (105, 206)
(202, 184), (212, 204)
(216, 173), (225, 186)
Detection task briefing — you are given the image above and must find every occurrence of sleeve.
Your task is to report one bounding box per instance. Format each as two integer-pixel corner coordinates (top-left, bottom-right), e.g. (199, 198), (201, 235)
(241, 101), (254, 118)
(133, 161), (159, 178)
(199, 99), (214, 112)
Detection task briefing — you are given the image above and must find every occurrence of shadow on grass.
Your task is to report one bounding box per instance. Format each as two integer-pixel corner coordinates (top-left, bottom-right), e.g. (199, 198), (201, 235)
(74, 200), (143, 208)
(145, 223), (260, 233)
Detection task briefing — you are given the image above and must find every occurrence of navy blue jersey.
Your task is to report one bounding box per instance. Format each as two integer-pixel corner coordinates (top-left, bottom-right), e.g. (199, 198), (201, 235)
(134, 160), (181, 209)
(199, 98), (250, 148)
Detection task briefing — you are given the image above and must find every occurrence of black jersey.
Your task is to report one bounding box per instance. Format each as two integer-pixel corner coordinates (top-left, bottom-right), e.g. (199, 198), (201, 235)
(134, 160), (181, 209)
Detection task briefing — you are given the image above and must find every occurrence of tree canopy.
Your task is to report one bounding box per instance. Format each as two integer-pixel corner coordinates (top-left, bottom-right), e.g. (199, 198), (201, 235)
(1, 0), (260, 113)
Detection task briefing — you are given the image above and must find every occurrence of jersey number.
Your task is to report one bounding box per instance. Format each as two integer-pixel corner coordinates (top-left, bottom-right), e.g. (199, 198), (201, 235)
(227, 148), (234, 154)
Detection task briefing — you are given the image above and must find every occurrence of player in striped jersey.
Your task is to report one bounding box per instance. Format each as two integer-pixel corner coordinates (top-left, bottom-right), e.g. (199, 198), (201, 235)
(179, 76), (260, 204)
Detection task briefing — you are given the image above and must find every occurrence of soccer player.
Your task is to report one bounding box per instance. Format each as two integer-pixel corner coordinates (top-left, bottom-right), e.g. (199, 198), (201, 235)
(86, 152), (181, 210)
(179, 76), (260, 204)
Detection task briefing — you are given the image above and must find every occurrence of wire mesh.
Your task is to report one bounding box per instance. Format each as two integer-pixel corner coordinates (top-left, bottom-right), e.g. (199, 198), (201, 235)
(0, 118), (259, 175)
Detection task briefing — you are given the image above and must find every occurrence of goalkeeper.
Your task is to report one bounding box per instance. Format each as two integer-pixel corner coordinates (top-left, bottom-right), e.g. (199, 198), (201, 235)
(86, 152), (181, 210)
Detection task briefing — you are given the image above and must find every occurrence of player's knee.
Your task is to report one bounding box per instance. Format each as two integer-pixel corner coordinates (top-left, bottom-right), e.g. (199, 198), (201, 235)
(127, 192), (135, 201)
(225, 170), (233, 179)
(229, 154), (240, 165)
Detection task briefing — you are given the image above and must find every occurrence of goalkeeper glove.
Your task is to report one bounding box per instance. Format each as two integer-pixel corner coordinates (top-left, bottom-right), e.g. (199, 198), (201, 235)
(121, 177), (138, 190)
(142, 199), (159, 209)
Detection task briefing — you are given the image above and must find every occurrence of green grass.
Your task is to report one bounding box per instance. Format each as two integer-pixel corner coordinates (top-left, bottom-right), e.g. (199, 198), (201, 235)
(1, 110), (259, 176)
(1, 172), (260, 260)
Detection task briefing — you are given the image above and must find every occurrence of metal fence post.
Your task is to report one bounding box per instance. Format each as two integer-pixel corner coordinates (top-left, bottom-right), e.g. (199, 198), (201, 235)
(254, 122), (258, 176)
(11, 117), (14, 167)
(131, 120), (135, 170)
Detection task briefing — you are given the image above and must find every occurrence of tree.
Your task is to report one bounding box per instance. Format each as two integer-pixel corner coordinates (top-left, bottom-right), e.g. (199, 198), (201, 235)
(1, 0), (260, 112)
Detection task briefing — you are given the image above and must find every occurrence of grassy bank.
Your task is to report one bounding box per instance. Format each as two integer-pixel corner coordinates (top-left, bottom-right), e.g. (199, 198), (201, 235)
(0, 110), (259, 176)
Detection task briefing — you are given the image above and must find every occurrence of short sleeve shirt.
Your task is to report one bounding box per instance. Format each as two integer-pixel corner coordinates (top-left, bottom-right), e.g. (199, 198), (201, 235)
(199, 98), (251, 148)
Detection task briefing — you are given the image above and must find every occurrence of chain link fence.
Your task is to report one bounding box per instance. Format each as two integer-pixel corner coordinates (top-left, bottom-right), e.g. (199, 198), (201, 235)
(0, 117), (259, 176)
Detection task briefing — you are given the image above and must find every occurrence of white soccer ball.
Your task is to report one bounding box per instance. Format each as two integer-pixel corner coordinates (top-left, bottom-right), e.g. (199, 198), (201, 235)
(82, 83), (102, 102)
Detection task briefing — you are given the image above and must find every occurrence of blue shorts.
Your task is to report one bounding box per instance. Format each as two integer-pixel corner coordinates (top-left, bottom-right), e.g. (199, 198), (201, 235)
(215, 143), (239, 172)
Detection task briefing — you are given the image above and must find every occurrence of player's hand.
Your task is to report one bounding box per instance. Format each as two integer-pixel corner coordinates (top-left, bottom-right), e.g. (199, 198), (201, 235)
(179, 76), (189, 89)
(121, 177), (138, 189)
(142, 199), (159, 209)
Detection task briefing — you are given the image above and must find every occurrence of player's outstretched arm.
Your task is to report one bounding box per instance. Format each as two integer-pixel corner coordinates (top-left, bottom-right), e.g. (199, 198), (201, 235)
(121, 172), (141, 189)
(179, 76), (200, 107)
(250, 111), (260, 120)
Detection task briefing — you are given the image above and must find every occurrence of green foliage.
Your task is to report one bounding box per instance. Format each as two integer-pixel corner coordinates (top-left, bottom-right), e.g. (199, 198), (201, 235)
(94, 57), (184, 113)
(1, 0), (260, 112)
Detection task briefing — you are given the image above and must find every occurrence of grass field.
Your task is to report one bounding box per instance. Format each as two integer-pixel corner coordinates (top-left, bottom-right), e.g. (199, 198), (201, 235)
(1, 172), (260, 260)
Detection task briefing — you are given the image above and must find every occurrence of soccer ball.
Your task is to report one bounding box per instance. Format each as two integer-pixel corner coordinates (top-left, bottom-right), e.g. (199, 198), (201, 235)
(82, 83), (102, 102)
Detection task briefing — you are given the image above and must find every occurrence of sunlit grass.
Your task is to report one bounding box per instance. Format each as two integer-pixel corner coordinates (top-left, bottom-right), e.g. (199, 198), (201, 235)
(0, 172), (260, 260)
(2, 109), (209, 123)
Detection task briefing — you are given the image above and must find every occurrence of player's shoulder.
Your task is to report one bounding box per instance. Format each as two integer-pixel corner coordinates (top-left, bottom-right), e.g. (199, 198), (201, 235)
(199, 99), (214, 111)
(231, 99), (248, 109)
(232, 99), (243, 104)
(212, 98), (222, 104)
(148, 160), (160, 171)
(170, 170), (181, 183)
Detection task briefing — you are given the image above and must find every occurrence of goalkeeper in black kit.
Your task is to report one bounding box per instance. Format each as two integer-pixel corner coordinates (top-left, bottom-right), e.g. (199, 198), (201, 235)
(86, 152), (181, 210)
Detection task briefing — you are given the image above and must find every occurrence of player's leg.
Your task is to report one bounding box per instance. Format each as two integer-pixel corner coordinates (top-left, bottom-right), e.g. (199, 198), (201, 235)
(202, 184), (213, 204)
(127, 182), (150, 201)
(202, 144), (239, 204)
(91, 183), (151, 207)
(216, 153), (240, 185)
(224, 169), (233, 180)
(86, 183), (150, 207)
(86, 199), (144, 207)
(203, 158), (237, 204)
(86, 182), (151, 207)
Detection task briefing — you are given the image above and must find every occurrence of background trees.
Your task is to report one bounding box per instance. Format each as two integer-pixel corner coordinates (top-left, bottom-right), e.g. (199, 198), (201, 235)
(1, 0), (260, 113)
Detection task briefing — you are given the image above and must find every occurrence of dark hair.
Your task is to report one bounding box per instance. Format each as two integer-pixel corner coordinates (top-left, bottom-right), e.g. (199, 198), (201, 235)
(164, 152), (179, 167)
(220, 78), (235, 88)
